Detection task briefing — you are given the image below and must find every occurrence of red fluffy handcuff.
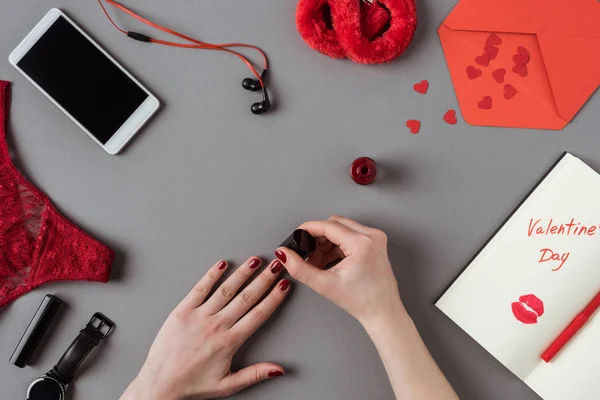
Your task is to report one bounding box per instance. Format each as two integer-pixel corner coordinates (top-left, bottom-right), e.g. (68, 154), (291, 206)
(296, 0), (417, 64)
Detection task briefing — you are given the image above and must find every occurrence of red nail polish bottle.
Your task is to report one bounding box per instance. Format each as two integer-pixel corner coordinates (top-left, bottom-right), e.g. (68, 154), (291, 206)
(350, 157), (378, 185)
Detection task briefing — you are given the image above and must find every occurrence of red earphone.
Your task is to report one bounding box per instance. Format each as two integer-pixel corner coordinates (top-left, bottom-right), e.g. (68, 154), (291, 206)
(97, 0), (271, 114)
(296, 0), (417, 64)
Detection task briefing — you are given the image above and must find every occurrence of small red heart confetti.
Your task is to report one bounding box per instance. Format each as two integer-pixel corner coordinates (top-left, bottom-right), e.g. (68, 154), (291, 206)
(443, 109), (458, 125)
(504, 84), (518, 99)
(513, 53), (529, 67)
(406, 120), (421, 134)
(478, 96), (493, 110)
(513, 64), (528, 77)
(492, 68), (506, 83)
(484, 45), (499, 60)
(413, 80), (429, 94)
(517, 46), (530, 57)
(466, 66), (483, 79)
(475, 53), (491, 67)
(486, 33), (502, 46)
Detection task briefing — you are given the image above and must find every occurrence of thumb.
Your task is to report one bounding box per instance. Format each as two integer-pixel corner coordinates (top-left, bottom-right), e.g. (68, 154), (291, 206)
(219, 363), (284, 396)
(276, 247), (329, 294)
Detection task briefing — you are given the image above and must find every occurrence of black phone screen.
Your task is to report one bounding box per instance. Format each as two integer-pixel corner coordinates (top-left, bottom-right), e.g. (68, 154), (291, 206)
(17, 16), (149, 144)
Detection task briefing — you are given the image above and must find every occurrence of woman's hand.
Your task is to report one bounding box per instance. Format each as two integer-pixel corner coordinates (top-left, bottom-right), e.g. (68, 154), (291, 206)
(275, 215), (405, 328)
(121, 257), (290, 400)
(276, 216), (459, 400)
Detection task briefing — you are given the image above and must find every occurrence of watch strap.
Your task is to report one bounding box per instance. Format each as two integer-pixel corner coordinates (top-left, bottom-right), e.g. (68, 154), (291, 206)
(51, 313), (114, 384)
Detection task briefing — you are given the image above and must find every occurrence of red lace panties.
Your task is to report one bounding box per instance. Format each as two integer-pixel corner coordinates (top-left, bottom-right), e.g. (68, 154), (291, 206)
(0, 81), (113, 307)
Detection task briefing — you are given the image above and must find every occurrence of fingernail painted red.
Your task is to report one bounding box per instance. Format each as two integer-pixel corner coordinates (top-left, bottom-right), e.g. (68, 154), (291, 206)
(217, 261), (227, 270)
(275, 250), (287, 263)
(279, 279), (290, 291)
(249, 258), (261, 269)
(268, 370), (284, 377)
(271, 260), (283, 274)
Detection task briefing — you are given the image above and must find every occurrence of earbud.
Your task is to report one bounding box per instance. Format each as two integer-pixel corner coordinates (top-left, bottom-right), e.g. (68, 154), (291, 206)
(244, 69), (270, 115)
(251, 88), (271, 115)
(242, 77), (261, 92)
(242, 69), (268, 92)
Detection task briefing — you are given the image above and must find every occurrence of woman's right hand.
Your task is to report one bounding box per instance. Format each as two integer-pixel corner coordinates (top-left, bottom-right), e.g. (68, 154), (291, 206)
(276, 216), (459, 400)
(275, 215), (405, 327)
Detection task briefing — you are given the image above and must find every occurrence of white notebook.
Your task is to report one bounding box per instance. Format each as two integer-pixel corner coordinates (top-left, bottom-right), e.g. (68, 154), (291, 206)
(436, 153), (600, 400)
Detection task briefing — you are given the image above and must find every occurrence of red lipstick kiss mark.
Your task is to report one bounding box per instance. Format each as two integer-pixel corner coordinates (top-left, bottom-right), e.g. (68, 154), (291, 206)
(512, 294), (544, 324)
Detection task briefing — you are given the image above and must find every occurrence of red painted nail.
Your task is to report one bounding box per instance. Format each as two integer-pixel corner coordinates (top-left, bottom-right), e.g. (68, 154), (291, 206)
(248, 258), (261, 269)
(268, 370), (284, 377)
(271, 260), (283, 274)
(217, 261), (227, 270)
(275, 250), (287, 263)
(279, 279), (290, 291)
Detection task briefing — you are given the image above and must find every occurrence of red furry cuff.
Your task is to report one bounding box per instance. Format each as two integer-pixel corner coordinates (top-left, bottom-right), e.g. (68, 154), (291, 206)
(296, 0), (417, 64)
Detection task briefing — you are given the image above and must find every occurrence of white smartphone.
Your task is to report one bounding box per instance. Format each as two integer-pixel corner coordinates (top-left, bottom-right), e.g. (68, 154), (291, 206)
(9, 8), (159, 155)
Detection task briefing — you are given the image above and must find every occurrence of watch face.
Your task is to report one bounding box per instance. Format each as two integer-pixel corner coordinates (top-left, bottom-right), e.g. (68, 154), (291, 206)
(27, 377), (64, 400)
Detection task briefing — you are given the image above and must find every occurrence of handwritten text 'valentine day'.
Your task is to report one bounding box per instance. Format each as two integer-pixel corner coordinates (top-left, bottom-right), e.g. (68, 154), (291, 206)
(528, 218), (599, 271)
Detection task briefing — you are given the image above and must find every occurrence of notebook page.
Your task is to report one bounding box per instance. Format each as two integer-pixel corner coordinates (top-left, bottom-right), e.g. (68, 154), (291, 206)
(436, 154), (600, 380)
(525, 313), (600, 400)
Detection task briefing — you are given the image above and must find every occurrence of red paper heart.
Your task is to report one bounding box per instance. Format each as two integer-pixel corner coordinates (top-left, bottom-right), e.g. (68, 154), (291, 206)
(513, 53), (529, 66)
(517, 46), (530, 57)
(504, 84), (518, 100)
(466, 66), (482, 79)
(484, 45), (499, 60)
(477, 96), (493, 110)
(513, 64), (528, 77)
(486, 33), (502, 46)
(475, 53), (491, 67)
(443, 109), (458, 125)
(492, 68), (506, 83)
(406, 120), (421, 134)
(413, 80), (429, 94)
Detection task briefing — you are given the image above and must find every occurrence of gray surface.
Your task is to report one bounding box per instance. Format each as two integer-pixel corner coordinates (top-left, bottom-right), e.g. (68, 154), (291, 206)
(0, 1), (598, 399)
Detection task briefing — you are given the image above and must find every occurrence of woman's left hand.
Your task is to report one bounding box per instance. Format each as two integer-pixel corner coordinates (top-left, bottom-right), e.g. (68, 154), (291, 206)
(121, 257), (290, 400)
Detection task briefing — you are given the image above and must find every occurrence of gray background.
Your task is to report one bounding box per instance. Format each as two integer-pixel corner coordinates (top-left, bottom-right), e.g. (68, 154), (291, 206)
(0, 0), (598, 399)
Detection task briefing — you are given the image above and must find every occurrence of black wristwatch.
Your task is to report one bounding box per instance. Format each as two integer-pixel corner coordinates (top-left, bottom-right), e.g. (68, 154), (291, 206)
(26, 313), (114, 400)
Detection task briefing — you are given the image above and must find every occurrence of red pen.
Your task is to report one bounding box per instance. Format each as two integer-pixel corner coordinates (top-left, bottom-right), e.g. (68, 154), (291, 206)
(541, 291), (600, 362)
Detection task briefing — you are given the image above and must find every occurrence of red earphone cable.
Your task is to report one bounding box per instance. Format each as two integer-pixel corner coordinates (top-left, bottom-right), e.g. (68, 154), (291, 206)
(97, 0), (268, 86)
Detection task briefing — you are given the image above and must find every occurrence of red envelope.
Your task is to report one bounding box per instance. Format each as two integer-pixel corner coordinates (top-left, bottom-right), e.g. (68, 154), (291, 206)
(439, 0), (600, 130)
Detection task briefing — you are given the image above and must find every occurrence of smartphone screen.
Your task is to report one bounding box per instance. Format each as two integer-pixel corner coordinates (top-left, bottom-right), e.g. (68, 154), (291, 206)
(16, 16), (149, 144)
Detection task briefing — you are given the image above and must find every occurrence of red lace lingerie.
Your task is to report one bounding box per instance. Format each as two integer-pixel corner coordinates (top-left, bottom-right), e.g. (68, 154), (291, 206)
(0, 81), (113, 308)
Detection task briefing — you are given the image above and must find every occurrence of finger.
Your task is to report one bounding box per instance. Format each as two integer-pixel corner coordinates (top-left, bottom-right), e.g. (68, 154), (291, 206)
(230, 278), (291, 340)
(329, 215), (370, 234)
(201, 257), (262, 314)
(219, 363), (284, 397)
(298, 219), (359, 247)
(307, 246), (345, 269)
(308, 236), (338, 265)
(218, 259), (284, 326)
(276, 248), (331, 295)
(319, 247), (346, 267)
(176, 260), (228, 310)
